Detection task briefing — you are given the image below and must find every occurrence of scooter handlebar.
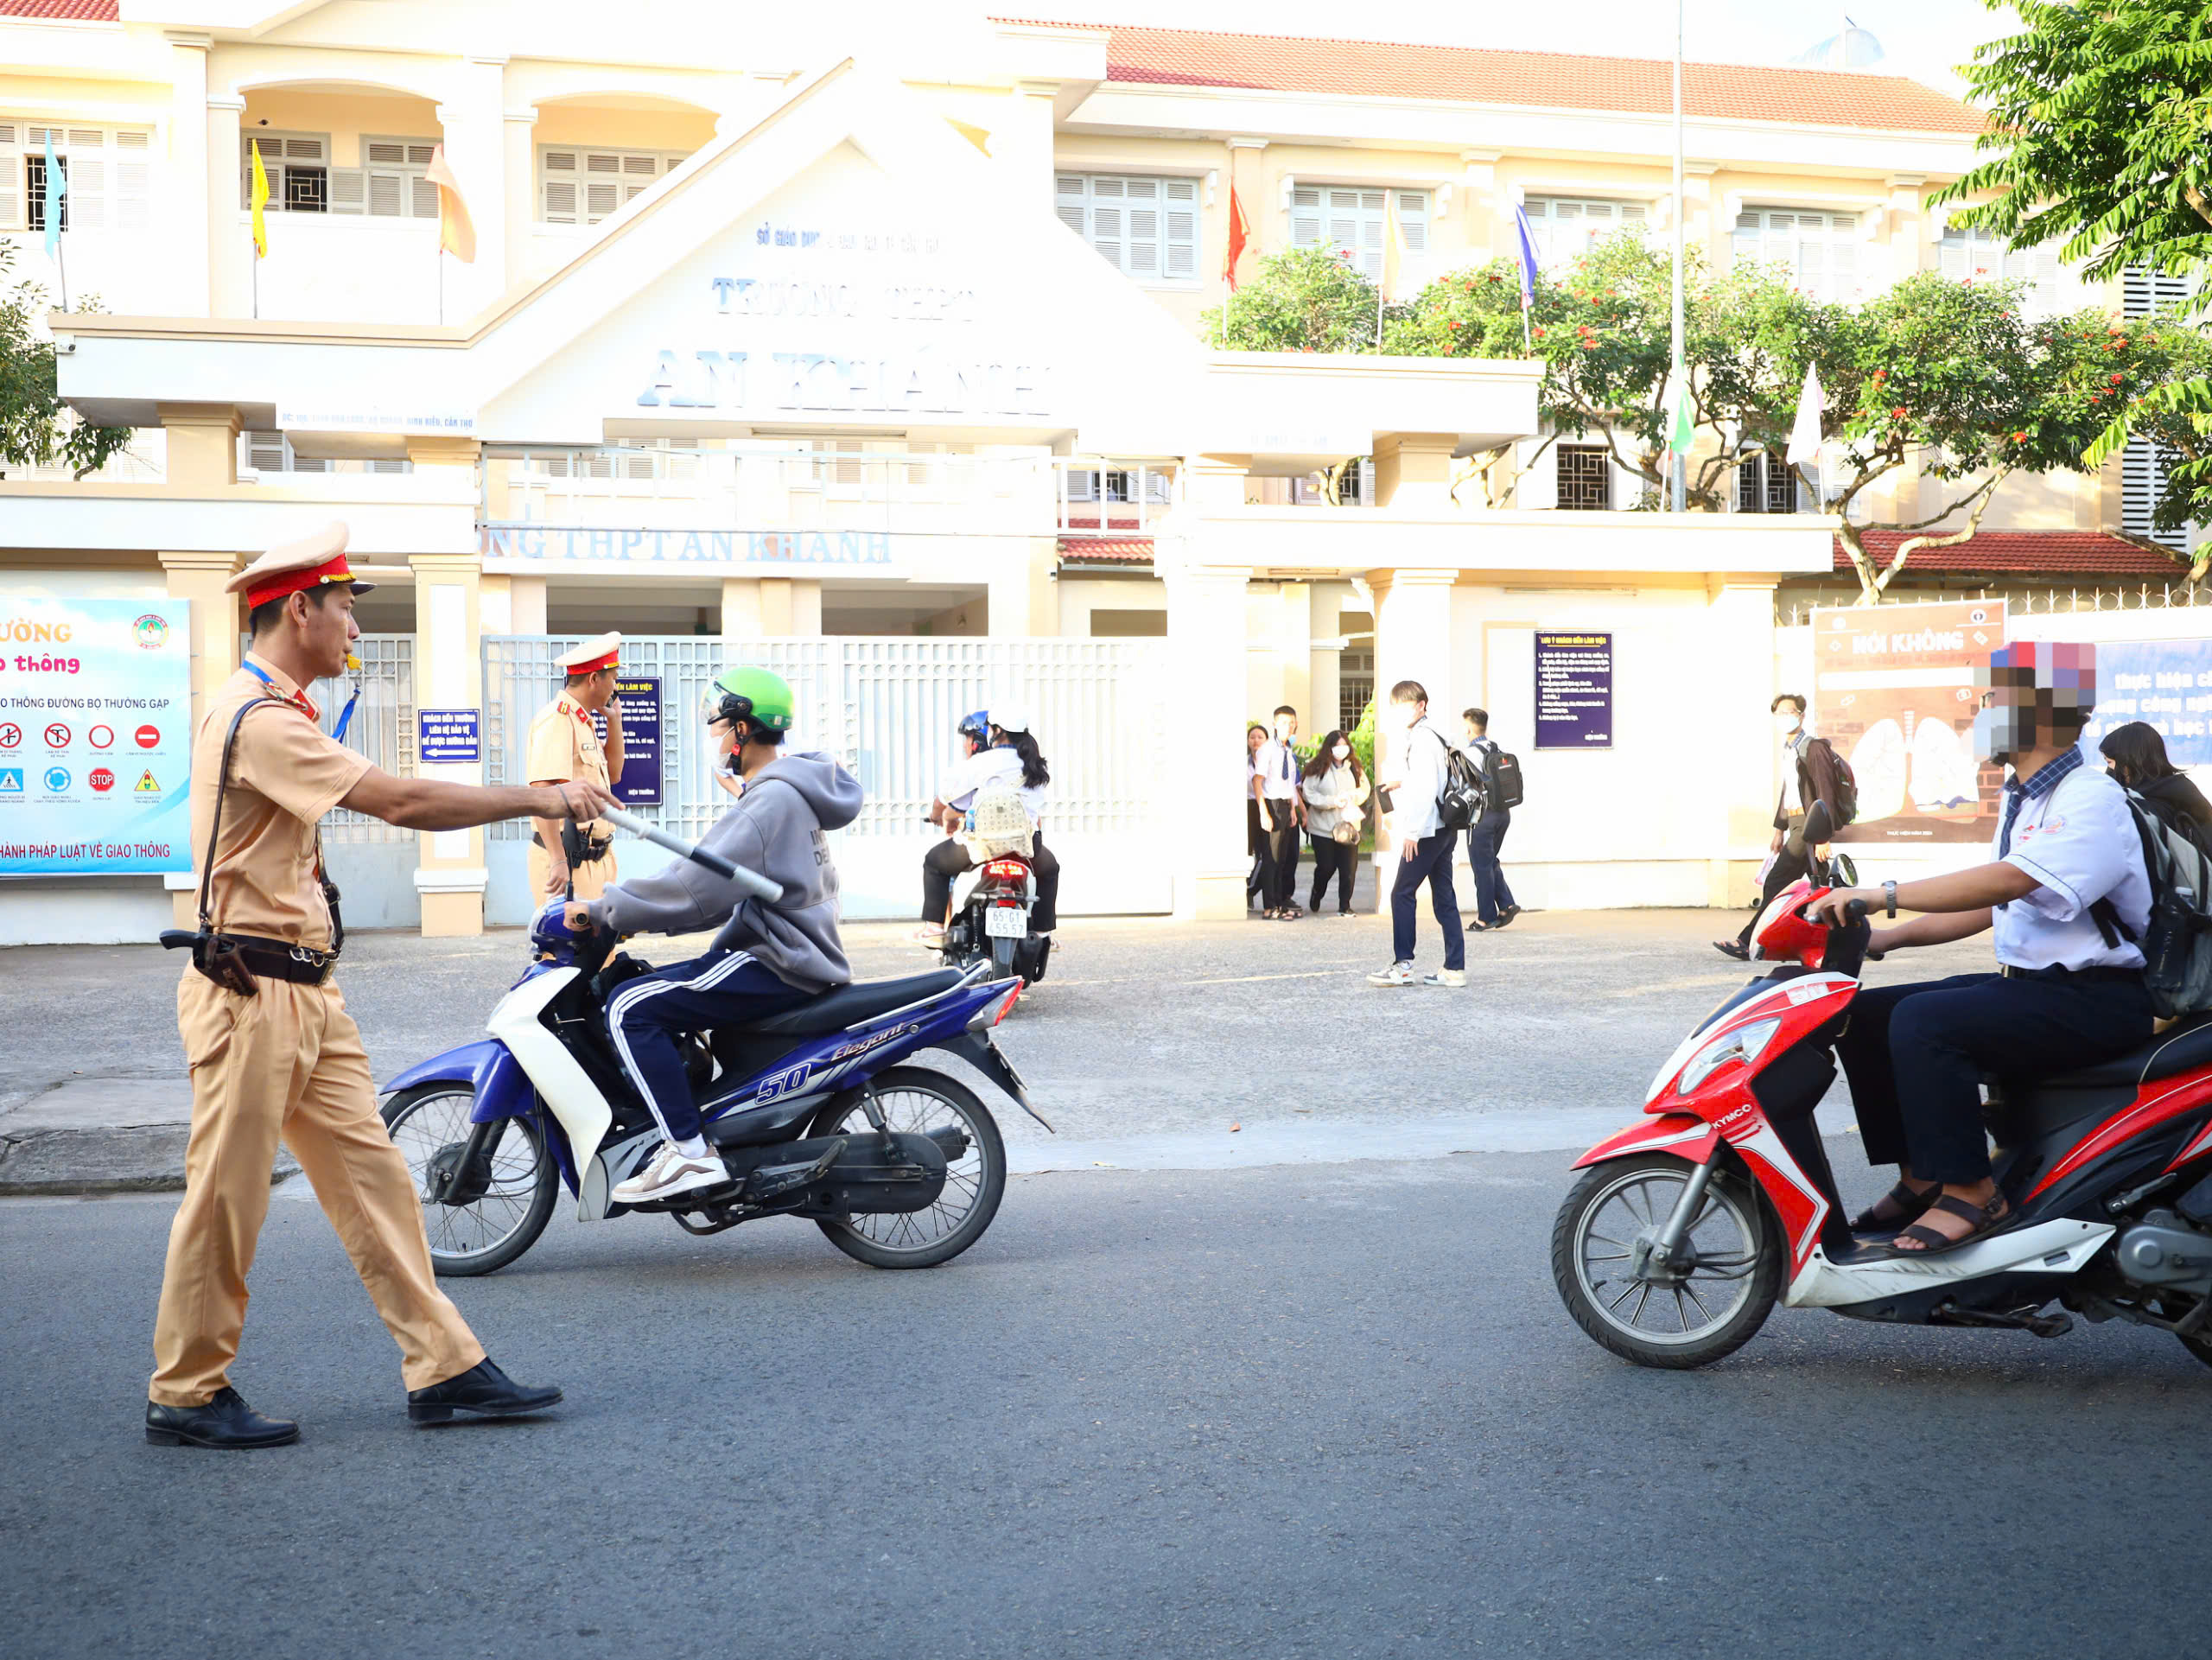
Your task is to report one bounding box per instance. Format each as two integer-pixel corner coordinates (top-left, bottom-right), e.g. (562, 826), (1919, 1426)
(597, 805), (780, 901)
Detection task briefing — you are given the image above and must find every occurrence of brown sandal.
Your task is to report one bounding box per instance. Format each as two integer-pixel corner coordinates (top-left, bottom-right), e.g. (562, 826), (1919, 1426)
(1849, 1180), (1938, 1234)
(1864, 1191), (2010, 1258)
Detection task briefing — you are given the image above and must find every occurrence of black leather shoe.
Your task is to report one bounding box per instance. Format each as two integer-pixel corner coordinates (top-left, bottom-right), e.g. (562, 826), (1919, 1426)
(407, 1358), (563, 1425)
(145, 1387), (300, 1449)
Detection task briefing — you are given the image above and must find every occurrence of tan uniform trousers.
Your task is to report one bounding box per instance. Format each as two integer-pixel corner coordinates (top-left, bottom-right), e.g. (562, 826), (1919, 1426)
(149, 970), (486, 1407)
(528, 832), (618, 904)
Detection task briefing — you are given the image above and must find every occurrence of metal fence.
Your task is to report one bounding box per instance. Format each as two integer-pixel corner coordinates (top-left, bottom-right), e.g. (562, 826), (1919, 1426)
(300, 633), (416, 844)
(480, 636), (1172, 852)
(1779, 582), (2212, 626)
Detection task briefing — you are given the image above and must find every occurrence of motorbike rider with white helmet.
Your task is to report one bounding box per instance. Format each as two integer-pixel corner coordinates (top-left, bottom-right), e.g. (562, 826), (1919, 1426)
(569, 665), (863, 1206)
(916, 707), (1058, 944)
(1807, 641), (2153, 1256)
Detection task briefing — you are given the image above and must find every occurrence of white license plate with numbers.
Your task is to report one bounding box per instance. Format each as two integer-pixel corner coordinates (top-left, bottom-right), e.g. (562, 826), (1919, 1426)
(985, 905), (1027, 938)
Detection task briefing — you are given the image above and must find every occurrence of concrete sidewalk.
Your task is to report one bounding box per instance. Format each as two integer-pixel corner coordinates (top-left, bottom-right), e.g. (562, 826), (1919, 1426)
(0, 907), (1989, 1195)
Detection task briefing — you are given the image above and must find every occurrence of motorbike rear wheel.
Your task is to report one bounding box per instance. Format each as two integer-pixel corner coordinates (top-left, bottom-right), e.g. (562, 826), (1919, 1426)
(383, 1083), (558, 1277)
(806, 1066), (1005, 1269)
(1552, 1153), (1781, 1370)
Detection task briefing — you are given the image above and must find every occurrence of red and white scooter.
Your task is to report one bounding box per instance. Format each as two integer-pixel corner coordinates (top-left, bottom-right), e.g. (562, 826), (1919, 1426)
(1553, 881), (2212, 1370)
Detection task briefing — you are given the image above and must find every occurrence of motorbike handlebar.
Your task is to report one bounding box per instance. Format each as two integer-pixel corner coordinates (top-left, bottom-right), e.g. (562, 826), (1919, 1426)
(598, 805), (780, 901)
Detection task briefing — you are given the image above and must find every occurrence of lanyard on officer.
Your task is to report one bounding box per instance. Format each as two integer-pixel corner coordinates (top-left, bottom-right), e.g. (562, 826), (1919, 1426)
(244, 658), (360, 743)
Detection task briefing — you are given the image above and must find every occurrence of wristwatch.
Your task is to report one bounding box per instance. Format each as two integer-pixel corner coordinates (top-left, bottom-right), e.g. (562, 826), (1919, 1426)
(1883, 879), (1897, 919)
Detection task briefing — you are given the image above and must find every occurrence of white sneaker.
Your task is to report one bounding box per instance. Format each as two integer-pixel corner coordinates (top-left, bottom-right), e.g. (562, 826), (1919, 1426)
(1423, 968), (1467, 989)
(611, 1143), (728, 1205)
(1367, 961), (1417, 988)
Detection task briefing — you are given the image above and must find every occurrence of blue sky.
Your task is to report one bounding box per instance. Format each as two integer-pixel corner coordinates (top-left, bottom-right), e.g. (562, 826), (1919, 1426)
(1017, 2), (2022, 99)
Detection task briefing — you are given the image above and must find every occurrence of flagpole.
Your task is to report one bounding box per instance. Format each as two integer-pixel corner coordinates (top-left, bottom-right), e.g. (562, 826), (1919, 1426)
(438, 245), (445, 327)
(55, 229), (67, 315)
(1669, 0), (1687, 514)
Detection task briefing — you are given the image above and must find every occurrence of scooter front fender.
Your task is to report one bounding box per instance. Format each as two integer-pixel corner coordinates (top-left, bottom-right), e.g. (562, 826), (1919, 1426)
(381, 1039), (508, 1100)
(1572, 1114), (1719, 1169)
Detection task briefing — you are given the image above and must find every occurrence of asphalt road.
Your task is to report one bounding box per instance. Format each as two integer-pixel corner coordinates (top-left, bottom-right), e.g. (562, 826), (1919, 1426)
(8, 909), (2208, 1657)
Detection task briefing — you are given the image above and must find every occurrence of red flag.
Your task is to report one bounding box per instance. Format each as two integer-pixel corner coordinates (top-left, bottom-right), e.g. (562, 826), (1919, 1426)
(424, 144), (476, 264)
(1224, 183), (1252, 291)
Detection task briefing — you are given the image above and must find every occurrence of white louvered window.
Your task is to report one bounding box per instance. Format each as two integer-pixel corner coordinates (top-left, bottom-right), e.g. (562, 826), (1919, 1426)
(2123, 266), (2196, 319)
(1289, 186), (1428, 283)
(239, 131), (332, 213)
(1523, 197), (1648, 267)
(2122, 267), (2202, 553)
(538, 147), (685, 226)
(1732, 208), (1862, 303)
(241, 432), (414, 476)
(6, 124), (154, 234)
(1939, 226), (2060, 314)
(244, 132), (440, 219)
(1054, 174), (1200, 282)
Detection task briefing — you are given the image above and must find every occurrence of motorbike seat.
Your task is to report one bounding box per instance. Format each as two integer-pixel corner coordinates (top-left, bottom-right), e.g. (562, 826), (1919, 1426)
(744, 969), (964, 1037)
(2039, 1011), (2212, 1091)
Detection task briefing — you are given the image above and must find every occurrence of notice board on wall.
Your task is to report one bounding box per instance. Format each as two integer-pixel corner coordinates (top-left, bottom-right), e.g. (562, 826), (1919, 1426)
(591, 677), (663, 808)
(1535, 631), (1613, 749)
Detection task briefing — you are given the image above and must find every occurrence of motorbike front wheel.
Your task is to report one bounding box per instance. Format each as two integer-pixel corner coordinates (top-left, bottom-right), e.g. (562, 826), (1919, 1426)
(806, 1066), (1006, 1269)
(383, 1083), (558, 1276)
(1551, 1153), (1781, 1370)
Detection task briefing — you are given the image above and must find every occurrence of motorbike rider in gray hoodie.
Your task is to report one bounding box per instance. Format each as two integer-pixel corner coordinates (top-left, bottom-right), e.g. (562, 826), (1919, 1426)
(575, 665), (863, 1206)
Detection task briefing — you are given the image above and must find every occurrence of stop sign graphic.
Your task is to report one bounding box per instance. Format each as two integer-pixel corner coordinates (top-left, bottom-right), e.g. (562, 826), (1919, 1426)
(135, 725), (160, 748)
(90, 767), (115, 793)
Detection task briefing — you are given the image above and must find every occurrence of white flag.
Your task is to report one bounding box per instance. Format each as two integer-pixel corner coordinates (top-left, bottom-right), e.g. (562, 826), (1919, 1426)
(1785, 362), (1824, 469)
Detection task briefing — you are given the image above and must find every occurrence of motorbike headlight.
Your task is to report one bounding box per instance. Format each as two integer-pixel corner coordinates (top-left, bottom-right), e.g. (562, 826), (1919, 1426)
(1676, 1018), (1781, 1097)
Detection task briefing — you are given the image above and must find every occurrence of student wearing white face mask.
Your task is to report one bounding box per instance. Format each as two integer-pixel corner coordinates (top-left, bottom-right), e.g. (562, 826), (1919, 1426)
(1251, 704), (1306, 919)
(1717, 692), (1845, 960)
(1300, 731), (1370, 916)
(1368, 681), (1466, 988)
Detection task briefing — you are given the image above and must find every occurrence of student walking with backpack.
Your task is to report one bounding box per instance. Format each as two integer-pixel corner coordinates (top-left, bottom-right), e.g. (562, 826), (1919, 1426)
(2100, 721), (2212, 832)
(1459, 707), (1522, 930)
(1300, 731), (1370, 916)
(1369, 681), (1469, 989)
(1717, 692), (1850, 961)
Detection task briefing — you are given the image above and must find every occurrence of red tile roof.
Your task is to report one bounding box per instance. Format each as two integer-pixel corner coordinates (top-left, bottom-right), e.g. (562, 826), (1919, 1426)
(1058, 535), (1154, 566)
(1833, 530), (2184, 578)
(1006, 19), (1983, 135)
(0, 0), (118, 18)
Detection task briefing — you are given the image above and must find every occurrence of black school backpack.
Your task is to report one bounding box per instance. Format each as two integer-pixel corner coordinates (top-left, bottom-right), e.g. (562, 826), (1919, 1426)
(1432, 727), (1490, 833)
(1476, 740), (1525, 810)
(2091, 785), (2212, 1020)
(1805, 735), (1858, 825)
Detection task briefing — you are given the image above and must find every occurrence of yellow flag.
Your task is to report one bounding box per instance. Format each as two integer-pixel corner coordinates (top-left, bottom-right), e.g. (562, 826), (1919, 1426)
(249, 137), (269, 259)
(424, 144), (476, 264)
(947, 118), (991, 156)
(1380, 193), (1408, 303)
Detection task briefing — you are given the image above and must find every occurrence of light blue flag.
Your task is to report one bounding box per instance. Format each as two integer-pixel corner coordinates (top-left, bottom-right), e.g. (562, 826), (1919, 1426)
(1511, 203), (1540, 309)
(41, 130), (65, 259)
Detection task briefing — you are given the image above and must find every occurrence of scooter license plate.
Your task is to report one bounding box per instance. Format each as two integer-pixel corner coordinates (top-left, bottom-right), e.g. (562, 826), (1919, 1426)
(985, 905), (1027, 938)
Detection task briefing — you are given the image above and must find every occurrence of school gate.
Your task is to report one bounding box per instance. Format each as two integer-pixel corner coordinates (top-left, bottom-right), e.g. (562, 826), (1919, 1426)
(318, 636), (1173, 931)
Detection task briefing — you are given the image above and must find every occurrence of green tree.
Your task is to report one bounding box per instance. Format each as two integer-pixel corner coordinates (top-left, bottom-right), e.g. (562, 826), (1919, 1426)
(1203, 245), (1399, 355)
(1929, 0), (2212, 567)
(0, 244), (129, 480)
(1805, 273), (2179, 597)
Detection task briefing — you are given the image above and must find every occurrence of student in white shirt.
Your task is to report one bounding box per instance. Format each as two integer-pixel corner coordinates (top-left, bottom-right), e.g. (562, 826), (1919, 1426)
(916, 708), (1058, 941)
(1368, 680), (1466, 988)
(1808, 642), (2152, 1256)
(1251, 704), (1306, 919)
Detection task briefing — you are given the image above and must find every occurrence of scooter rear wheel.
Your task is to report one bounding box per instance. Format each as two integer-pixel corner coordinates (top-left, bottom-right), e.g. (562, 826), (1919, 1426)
(806, 1066), (1005, 1269)
(1552, 1153), (1781, 1370)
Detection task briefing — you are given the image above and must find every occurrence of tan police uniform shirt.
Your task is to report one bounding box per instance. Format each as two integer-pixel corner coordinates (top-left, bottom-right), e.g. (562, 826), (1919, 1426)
(191, 653), (372, 950)
(526, 690), (618, 900)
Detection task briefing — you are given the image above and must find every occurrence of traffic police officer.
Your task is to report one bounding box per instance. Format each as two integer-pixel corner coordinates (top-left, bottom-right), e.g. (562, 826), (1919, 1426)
(146, 523), (614, 1449)
(527, 632), (626, 901)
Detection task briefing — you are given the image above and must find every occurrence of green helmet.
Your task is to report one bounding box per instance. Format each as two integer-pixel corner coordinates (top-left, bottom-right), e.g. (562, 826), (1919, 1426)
(706, 664), (795, 741)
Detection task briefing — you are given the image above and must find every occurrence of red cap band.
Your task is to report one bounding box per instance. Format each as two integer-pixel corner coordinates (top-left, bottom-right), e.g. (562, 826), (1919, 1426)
(568, 651), (619, 674)
(245, 553), (357, 612)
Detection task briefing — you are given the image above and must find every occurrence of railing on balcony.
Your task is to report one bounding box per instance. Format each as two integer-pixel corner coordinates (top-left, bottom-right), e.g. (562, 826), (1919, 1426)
(1053, 458), (1175, 538)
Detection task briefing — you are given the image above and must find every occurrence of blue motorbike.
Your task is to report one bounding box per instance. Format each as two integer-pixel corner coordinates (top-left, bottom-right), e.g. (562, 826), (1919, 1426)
(378, 811), (1041, 1276)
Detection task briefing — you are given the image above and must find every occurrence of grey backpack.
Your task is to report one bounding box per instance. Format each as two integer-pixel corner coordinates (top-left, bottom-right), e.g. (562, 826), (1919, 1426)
(2094, 788), (2212, 1020)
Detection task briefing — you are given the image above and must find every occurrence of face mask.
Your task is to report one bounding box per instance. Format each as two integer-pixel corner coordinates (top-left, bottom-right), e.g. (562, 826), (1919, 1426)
(1274, 719), (1292, 741)
(1398, 704), (1423, 731)
(1332, 743), (1351, 760)
(1972, 704), (2021, 765)
(1775, 710), (1802, 734)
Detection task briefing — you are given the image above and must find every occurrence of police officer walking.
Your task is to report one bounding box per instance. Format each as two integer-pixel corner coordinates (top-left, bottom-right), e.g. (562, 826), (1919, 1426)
(527, 633), (626, 902)
(146, 524), (615, 1449)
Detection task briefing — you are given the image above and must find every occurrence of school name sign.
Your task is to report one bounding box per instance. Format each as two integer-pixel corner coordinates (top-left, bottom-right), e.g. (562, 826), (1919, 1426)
(480, 525), (893, 570)
(632, 219), (1056, 420)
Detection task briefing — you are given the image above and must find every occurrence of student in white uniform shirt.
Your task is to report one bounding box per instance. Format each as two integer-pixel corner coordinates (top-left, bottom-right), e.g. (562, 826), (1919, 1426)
(1808, 642), (2152, 1256)
(1251, 705), (1306, 919)
(917, 706), (1058, 941)
(1368, 680), (1466, 988)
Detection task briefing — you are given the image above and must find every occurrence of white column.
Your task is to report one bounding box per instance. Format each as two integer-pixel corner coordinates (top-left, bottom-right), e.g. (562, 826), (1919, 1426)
(206, 93), (247, 318)
(165, 32), (212, 316)
(502, 106), (537, 294)
(1163, 561), (1254, 919)
(435, 55), (508, 320)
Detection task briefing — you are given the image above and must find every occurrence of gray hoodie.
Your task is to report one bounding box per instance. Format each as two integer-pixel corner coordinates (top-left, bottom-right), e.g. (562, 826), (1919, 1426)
(588, 750), (862, 992)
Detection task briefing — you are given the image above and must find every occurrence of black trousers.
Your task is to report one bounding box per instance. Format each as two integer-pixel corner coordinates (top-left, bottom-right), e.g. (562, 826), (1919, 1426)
(1835, 969), (2154, 1186)
(1737, 842), (1815, 947)
(921, 832), (1060, 931)
(607, 949), (815, 1144)
(1262, 812), (1301, 910)
(1390, 829), (1464, 970)
(1307, 833), (1357, 913)
(1465, 811), (1516, 925)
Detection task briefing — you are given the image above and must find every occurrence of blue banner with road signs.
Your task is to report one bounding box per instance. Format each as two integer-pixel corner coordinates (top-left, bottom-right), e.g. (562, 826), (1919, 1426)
(0, 597), (192, 873)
